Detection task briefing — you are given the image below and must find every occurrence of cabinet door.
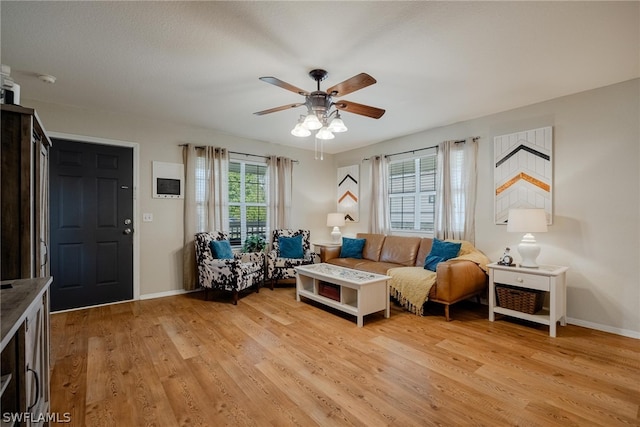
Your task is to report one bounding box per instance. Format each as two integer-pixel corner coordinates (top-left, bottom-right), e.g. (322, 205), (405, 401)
(37, 140), (50, 277)
(24, 294), (49, 425)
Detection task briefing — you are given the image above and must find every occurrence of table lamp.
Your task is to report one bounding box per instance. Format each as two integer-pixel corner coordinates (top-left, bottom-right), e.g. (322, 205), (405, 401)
(326, 213), (345, 244)
(507, 208), (548, 268)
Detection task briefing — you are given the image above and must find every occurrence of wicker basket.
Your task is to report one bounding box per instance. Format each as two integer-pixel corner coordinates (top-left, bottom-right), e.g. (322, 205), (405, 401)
(495, 285), (544, 314)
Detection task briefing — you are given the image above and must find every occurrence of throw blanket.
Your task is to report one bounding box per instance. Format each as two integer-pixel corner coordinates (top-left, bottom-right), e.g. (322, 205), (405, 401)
(387, 241), (491, 315)
(387, 267), (436, 315)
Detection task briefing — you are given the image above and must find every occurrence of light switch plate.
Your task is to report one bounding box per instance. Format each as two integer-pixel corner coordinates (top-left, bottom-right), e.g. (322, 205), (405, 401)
(143, 213), (153, 222)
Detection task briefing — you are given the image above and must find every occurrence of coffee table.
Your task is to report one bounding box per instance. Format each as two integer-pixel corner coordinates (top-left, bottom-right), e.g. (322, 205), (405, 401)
(294, 263), (390, 327)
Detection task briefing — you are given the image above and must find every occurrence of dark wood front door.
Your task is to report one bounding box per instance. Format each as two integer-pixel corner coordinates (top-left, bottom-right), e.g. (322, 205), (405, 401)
(49, 139), (134, 311)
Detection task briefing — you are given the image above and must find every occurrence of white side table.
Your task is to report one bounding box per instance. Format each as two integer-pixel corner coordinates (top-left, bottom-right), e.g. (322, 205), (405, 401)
(488, 263), (568, 337)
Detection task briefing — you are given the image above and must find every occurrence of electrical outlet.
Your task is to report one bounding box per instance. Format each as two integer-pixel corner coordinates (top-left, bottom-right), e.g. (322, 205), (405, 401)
(143, 213), (153, 222)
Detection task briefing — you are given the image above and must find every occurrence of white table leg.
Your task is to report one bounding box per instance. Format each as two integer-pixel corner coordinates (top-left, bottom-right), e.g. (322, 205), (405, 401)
(488, 271), (496, 322)
(385, 281), (390, 319)
(560, 278), (567, 326)
(550, 283), (557, 337)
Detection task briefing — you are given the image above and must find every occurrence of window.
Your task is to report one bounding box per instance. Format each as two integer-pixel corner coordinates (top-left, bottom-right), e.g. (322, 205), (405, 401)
(228, 160), (268, 247)
(388, 151), (436, 233)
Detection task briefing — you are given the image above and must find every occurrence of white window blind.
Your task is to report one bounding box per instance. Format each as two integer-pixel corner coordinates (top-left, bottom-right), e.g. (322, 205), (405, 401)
(388, 149), (437, 233)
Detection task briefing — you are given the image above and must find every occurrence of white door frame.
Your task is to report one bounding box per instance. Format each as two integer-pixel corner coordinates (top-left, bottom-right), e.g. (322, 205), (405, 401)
(49, 132), (141, 301)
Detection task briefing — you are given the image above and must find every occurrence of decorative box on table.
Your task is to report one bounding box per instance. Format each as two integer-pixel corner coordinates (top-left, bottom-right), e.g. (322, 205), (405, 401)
(318, 281), (340, 301)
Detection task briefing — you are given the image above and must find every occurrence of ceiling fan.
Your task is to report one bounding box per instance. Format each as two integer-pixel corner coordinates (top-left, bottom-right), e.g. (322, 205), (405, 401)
(254, 69), (385, 141)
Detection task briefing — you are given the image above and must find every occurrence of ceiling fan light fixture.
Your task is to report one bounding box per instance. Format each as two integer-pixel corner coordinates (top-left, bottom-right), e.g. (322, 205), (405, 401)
(303, 114), (322, 130)
(316, 126), (335, 140)
(328, 117), (347, 133)
(291, 123), (311, 137)
(255, 70), (385, 159)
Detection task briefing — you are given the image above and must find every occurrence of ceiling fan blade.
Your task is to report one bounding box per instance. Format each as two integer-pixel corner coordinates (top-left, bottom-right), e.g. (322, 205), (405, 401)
(335, 100), (385, 119)
(253, 103), (305, 116)
(326, 73), (377, 97)
(259, 77), (309, 96)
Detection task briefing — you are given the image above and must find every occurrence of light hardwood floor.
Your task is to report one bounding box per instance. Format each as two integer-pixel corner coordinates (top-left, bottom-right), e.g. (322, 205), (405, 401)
(50, 287), (640, 426)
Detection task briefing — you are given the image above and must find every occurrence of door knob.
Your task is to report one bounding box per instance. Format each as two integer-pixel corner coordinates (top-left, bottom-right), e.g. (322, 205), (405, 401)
(123, 228), (133, 235)
(124, 218), (132, 225)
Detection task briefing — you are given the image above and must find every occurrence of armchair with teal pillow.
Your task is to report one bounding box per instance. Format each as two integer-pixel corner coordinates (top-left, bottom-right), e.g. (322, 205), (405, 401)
(266, 229), (320, 289)
(195, 231), (265, 304)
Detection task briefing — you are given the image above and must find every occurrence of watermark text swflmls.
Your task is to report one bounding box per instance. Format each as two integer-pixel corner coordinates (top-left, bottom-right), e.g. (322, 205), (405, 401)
(2, 412), (72, 423)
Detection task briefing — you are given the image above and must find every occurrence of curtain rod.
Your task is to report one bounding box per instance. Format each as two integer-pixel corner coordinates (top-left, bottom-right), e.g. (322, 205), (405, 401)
(362, 136), (480, 161)
(178, 144), (298, 163)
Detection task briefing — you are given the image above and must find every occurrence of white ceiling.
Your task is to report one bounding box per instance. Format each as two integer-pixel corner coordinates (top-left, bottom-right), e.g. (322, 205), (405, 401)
(1, 1), (638, 154)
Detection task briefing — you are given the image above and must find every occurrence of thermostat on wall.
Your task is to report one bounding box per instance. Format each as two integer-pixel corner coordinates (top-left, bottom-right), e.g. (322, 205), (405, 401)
(152, 161), (184, 199)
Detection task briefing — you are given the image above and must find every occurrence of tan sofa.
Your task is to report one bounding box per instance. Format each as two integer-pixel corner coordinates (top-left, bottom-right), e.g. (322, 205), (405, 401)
(323, 233), (489, 321)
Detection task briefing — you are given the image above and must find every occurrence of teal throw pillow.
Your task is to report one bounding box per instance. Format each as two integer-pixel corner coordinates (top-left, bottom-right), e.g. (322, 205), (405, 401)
(210, 239), (234, 259)
(278, 234), (304, 259)
(339, 237), (366, 259)
(424, 238), (461, 271)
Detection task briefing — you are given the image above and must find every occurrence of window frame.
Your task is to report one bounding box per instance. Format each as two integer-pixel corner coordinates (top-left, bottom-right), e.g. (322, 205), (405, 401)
(387, 149), (437, 235)
(228, 157), (268, 248)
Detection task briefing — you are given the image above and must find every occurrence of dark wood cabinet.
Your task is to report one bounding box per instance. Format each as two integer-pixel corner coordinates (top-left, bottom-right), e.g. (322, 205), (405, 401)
(1, 105), (51, 280)
(1, 105), (52, 426)
(1, 277), (52, 427)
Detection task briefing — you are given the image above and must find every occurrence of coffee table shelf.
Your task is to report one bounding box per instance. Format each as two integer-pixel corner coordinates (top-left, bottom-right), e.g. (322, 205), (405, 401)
(295, 263), (390, 327)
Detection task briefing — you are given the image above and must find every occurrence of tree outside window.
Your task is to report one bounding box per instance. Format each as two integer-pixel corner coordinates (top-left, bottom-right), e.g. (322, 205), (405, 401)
(228, 161), (268, 246)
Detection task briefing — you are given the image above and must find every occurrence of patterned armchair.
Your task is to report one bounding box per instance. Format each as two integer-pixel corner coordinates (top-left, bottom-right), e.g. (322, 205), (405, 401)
(194, 231), (265, 304)
(266, 229), (320, 289)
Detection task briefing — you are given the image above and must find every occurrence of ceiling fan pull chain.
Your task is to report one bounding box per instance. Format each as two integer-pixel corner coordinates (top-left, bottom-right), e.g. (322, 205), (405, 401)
(313, 136), (324, 161)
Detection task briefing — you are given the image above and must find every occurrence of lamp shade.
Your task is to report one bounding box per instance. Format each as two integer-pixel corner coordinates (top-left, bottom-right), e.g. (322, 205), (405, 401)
(507, 209), (548, 233)
(327, 117), (347, 133)
(303, 114), (322, 130)
(291, 123), (311, 137)
(326, 213), (345, 227)
(315, 126), (335, 140)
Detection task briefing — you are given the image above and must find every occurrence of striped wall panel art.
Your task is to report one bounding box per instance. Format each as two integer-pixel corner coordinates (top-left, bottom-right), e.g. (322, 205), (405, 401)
(494, 126), (553, 224)
(337, 165), (359, 222)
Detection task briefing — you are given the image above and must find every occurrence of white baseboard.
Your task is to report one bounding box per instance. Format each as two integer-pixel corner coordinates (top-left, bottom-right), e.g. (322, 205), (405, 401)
(139, 288), (200, 300)
(567, 317), (640, 340)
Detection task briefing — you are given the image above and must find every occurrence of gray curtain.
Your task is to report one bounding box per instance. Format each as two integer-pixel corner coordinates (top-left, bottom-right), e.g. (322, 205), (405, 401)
(434, 138), (478, 243)
(369, 155), (390, 234)
(182, 145), (229, 290)
(267, 156), (293, 234)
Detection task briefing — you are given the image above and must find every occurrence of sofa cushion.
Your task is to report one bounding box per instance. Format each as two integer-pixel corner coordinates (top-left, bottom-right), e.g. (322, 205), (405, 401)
(424, 238), (461, 271)
(326, 257), (369, 270)
(415, 238), (433, 267)
(379, 236), (422, 266)
(355, 233), (386, 261)
(340, 237), (366, 259)
(356, 261), (402, 276)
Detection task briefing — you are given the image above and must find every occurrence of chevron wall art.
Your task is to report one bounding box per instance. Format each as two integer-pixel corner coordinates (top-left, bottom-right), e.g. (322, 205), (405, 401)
(337, 165), (359, 222)
(494, 126), (553, 224)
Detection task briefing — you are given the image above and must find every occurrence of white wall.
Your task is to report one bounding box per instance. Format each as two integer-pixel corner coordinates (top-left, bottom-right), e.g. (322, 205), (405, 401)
(25, 78), (639, 337)
(25, 99), (337, 298)
(336, 79), (640, 338)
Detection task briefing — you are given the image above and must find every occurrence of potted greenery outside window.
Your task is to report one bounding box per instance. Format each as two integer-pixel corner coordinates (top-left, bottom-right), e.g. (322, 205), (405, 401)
(241, 234), (267, 253)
